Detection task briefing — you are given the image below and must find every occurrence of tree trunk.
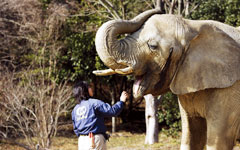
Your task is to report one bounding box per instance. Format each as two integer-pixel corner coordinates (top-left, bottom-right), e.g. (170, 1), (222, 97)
(155, 0), (164, 12)
(184, 0), (190, 16)
(144, 94), (159, 144)
(111, 90), (116, 133)
(178, 0), (182, 15)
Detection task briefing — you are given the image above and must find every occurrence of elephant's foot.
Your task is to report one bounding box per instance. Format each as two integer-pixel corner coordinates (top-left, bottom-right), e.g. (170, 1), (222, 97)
(206, 138), (235, 150)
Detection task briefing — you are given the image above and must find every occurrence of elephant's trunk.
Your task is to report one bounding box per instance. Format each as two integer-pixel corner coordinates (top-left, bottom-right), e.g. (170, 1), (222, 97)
(95, 9), (161, 72)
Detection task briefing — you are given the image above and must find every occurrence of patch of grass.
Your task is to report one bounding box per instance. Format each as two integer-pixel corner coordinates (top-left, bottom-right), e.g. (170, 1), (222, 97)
(107, 132), (180, 150)
(0, 141), (25, 150)
(51, 137), (78, 150)
(0, 132), (180, 150)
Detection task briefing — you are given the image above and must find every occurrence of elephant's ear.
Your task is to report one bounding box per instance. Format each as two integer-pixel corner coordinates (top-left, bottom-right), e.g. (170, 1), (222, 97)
(170, 24), (240, 95)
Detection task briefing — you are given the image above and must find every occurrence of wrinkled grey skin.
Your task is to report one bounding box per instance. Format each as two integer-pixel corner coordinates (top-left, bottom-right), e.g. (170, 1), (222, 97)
(93, 9), (240, 150)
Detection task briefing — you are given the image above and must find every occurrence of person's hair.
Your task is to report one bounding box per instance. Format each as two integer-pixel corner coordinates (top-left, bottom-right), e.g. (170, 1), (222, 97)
(72, 81), (90, 103)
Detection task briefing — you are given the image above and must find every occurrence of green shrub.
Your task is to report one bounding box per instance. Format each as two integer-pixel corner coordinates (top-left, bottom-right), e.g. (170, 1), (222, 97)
(158, 92), (181, 137)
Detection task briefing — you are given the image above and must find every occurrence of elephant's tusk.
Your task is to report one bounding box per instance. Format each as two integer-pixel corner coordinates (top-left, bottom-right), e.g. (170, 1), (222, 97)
(115, 66), (133, 75)
(92, 68), (116, 76)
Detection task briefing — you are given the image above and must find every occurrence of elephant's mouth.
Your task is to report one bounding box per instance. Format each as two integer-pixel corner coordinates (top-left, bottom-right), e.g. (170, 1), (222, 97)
(133, 75), (143, 93)
(133, 75), (143, 98)
(133, 74), (149, 99)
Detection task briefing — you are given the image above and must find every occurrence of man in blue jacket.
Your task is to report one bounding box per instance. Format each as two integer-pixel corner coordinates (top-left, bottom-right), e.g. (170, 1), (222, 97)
(72, 81), (128, 150)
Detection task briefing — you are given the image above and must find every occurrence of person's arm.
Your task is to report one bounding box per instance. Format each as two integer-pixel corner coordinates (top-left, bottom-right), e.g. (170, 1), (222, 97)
(95, 91), (128, 117)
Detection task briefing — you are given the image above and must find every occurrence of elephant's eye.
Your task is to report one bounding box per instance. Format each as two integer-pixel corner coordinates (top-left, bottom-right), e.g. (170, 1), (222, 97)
(147, 40), (158, 51)
(148, 44), (158, 50)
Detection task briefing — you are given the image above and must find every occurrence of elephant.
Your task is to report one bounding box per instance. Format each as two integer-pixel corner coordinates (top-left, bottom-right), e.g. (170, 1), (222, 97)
(93, 9), (240, 150)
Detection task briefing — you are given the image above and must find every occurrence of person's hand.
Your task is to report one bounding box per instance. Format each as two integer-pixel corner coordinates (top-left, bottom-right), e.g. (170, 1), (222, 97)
(120, 91), (129, 102)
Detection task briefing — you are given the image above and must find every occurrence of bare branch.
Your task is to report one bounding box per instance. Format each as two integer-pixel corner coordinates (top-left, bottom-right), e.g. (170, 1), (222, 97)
(189, 3), (200, 15)
(0, 0), (73, 149)
(98, 0), (121, 19)
(169, 0), (176, 14)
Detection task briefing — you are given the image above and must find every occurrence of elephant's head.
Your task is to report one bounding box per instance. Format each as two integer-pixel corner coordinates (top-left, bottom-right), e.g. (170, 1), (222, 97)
(93, 9), (240, 99)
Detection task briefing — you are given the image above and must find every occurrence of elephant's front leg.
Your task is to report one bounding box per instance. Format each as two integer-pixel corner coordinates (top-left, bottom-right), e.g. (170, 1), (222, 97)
(179, 100), (207, 150)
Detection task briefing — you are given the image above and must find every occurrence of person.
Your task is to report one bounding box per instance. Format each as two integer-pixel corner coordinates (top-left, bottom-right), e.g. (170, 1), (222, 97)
(72, 81), (128, 150)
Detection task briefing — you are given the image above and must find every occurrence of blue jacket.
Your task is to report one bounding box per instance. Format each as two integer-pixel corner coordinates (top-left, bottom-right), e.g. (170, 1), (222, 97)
(72, 98), (124, 136)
